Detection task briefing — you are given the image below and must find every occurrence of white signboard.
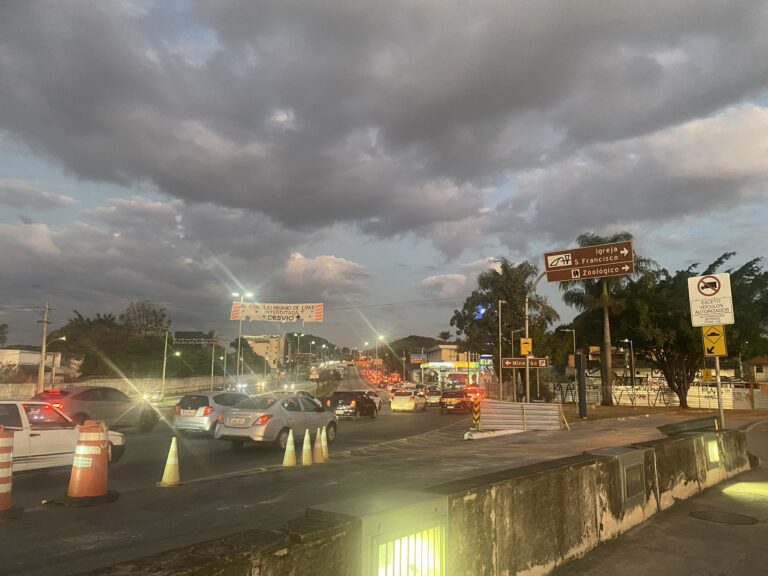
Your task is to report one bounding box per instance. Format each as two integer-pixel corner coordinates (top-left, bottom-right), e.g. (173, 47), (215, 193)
(687, 273), (734, 327)
(230, 302), (324, 323)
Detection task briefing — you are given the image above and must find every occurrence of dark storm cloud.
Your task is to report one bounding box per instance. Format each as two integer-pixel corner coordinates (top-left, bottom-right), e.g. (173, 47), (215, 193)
(2, 0), (767, 256)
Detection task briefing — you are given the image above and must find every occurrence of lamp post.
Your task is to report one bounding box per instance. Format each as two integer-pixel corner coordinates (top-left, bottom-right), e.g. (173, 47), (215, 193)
(497, 299), (507, 400)
(559, 328), (577, 383)
(41, 335), (66, 390)
(232, 291), (254, 382)
(524, 272), (547, 403)
(619, 338), (635, 387)
(364, 341), (370, 360)
(376, 335), (384, 360)
(510, 328), (524, 402)
(310, 340), (315, 358)
(322, 343), (327, 362)
(220, 355), (227, 380)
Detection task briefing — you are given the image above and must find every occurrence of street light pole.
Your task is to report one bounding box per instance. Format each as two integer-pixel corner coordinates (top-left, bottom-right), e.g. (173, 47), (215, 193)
(511, 328), (524, 402)
(36, 302), (50, 395)
(376, 335), (384, 360)
(233, 292), (253, 382)
(161, 330), (169, 399)
(524, 272), (547, 403)
(498, 299), (507, 401)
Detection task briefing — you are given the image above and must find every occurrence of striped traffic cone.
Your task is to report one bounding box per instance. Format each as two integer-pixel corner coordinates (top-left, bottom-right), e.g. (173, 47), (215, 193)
(157, 436), (181, 487)
(0, 425), (22, 521)
(313, 427), (324, 463)
(282, 429), (297, 467)
(301, 429), (313, 466)
(63, 420), (118, 505)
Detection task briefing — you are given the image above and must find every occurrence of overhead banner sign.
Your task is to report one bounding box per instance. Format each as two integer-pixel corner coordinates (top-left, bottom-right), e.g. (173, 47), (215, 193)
(687, 273), (734, 327)
(410, 353), (428, 364)
(230, 302), (324, 323)
(544, 241), (634, 282)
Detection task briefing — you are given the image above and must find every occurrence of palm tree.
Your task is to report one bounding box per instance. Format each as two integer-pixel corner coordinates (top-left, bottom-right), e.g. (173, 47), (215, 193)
(559, 232), (654, 405)
(437, 331), (452, 342)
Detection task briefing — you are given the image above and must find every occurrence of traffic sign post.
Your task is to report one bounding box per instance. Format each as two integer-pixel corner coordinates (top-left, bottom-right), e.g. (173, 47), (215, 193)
(688, 273), (734, 430)
(544, 241), (634, 283)
(520, 338), (532, 356)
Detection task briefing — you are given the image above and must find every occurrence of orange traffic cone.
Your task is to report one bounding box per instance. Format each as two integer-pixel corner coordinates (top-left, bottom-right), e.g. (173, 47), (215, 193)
(282, 429), (297, 467)
(321, 426), (329, 460)
(63, 420), (118, 505)
(301, 429), (313, 466)
(0, 425), (22, 522)
(157, 436), (181, 487)
(313, 427), (324, 463)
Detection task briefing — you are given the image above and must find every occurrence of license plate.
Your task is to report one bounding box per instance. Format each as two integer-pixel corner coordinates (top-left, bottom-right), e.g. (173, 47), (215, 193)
(446, 405), (454, 409)
(335, 409), (345, 415)
(182, 410), (196, 416)
(229, 417), (247, 425)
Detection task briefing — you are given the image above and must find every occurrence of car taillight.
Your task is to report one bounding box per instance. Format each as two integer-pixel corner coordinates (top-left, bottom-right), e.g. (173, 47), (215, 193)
(202, 406), (214, 416)
(174, 405), (181, 415)
(326, 399), (331, 407)
(350, 400), (356, 408)
(257, 414), (273, 426)
(51, 402), (64, 409)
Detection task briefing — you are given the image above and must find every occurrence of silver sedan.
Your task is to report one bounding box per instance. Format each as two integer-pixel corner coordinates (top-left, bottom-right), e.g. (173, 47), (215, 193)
(173, 391), (249, 436)
(215, 392), (338, 450)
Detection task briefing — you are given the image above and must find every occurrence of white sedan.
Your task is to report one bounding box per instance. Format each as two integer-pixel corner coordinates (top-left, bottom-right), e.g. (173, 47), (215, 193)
(0, 401), (126, 472)
(390, 390), (428, 412)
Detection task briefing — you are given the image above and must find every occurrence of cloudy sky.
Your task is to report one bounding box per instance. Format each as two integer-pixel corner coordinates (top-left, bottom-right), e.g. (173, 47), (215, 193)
(1, 0), (767, 349)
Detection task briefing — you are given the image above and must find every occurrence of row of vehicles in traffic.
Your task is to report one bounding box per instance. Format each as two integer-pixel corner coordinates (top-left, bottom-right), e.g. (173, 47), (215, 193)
(389, 384), (482, 414)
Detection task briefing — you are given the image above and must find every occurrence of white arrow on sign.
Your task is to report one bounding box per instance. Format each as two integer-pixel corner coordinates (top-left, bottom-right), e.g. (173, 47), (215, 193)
(620, 247), (629, 256)
(621, 265), (630, 272)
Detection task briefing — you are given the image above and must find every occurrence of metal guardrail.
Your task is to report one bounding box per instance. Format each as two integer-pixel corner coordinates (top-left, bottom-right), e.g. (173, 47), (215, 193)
(479, 399), (564, 431)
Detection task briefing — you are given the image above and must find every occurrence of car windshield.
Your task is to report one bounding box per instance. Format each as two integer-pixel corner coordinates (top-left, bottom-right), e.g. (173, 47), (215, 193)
(331, 392), (357, 402)
(234, 397), (277, 410)
(179, 395), (210, 410)
(441, 391), (467, 398)
(393, 391), (413, 397)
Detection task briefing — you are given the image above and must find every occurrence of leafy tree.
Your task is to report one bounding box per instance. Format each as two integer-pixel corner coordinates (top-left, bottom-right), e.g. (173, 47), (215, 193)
(559, 232), (654, 405)
(451, 259), (559, 381)
(119, 301), (170, 335)
(437, 331), (452, 342)
(615, 254), (768, 407)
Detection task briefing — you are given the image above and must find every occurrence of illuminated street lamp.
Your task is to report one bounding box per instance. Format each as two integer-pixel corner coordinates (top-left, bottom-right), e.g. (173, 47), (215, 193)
(310, 340), (316, 357)
(376, 335), (384, 360)
(619, 338), (636, 387)
(232, 291), (254, 381)
(322, 343), (327, 361)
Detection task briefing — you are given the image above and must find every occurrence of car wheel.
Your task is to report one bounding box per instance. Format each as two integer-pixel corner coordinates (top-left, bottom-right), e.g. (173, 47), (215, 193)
(325, 422), (337, 444)
(73, 413), (89, 425)
(138, 410), (157, 433)
(209, 422), (219, 438)
(231, 440), (245, 451)
(353, 410), (360, 421)
(422, 403), (427, 412)
(371, 407), (378, 419)
(274, 428), (291, 451)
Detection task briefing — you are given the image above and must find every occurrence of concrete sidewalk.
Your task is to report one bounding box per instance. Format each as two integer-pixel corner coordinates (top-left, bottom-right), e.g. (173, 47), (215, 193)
(554, 419), (768, 576)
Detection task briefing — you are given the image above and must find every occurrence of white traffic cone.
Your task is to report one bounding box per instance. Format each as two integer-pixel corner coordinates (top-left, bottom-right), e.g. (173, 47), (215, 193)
(282, 429), (296, 467)
(157, 436), (180, 487)
(313, 427), (324, 463)
(301, 429), (313, 466)
(321, 426), (329, 460)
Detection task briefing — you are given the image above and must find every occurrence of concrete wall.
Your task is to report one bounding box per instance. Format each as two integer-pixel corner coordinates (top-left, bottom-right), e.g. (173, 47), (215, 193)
(83, 430), (750, 576)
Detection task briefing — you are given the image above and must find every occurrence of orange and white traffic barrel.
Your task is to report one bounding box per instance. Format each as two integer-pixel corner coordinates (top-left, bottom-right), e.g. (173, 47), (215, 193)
(62, 420), (118, 506)
(0, 425), (23, 521)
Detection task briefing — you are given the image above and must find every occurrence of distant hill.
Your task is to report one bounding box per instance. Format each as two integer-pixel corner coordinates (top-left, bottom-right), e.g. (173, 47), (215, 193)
(386, 335), (444, 355)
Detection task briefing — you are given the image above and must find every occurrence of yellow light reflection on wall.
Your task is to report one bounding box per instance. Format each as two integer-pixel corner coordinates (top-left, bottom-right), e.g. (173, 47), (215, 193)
(707, 440), (720, 464)
(377, 525), (443, 576)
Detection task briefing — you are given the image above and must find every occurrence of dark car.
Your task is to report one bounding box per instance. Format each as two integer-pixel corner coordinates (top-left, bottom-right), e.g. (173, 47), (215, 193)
(33, 386), (159, 432)
(326, 391), (378, 420)
(439, 389), (471, 414)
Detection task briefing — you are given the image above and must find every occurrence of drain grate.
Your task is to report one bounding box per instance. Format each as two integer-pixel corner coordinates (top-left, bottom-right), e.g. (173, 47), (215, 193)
(690, 510), (758, 525)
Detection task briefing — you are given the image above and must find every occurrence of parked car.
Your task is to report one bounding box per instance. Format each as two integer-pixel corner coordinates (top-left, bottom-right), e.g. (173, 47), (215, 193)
(425, 387), (442, 406)
(215, 392), (338, 450)
(0, 401), (126, 471)
(33, 386), (159, 432)
(439, 389), (471, 414)
(327, 391), (378, 420)
(173, 391), (249, 436)
(391, 389), (428, 412)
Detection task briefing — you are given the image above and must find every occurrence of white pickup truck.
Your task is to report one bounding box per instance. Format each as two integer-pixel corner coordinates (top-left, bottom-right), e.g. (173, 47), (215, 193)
(0, 401), (126, 472)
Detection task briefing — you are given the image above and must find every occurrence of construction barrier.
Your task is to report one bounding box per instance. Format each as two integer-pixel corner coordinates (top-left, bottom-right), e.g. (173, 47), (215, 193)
(0, 425), (22, 521)
(63, 420), (118, 505)
(320, 426), (329, 460)
(157, 436), (181, 487)
(477, 400), (565, 432)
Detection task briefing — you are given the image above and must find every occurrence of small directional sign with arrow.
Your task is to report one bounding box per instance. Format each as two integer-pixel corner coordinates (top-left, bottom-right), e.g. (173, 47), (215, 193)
(702, 324), (727, 357)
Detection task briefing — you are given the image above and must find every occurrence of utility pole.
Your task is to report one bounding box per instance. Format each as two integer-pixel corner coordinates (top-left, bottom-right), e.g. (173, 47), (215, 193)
(210, 340), (216, 390)
(498, 299), (506, 401)
(36, 303), (50, 394)
(524, 272), (546, 403)
(161, 330), (169, 399)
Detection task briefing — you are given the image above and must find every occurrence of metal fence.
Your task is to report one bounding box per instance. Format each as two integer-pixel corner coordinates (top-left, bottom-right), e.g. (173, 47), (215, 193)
(479, 399), (564, 431)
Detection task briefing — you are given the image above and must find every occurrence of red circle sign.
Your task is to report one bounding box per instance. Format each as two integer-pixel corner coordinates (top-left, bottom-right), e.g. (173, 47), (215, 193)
(697, 275), (720, 297)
